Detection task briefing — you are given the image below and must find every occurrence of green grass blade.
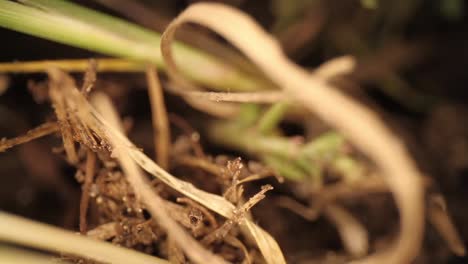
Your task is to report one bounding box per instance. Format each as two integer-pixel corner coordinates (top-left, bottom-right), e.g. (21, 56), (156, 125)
(0, 0), (265, 91)
(0, 0), (159, 62)
(19, 0), (161, 44)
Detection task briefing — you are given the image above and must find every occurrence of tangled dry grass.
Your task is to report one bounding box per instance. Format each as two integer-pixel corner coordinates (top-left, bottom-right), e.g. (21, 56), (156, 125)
(0, 1), (466, 264)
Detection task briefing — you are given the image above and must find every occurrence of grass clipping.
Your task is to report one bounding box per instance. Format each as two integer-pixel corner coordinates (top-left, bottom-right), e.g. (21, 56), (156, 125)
(0, 212), (168, 264)
(45, 68), (285, 263)
(160, 3), (425, 264)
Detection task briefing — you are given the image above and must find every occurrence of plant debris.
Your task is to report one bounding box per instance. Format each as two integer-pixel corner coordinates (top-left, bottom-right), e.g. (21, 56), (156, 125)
(0, 1), (467, 264)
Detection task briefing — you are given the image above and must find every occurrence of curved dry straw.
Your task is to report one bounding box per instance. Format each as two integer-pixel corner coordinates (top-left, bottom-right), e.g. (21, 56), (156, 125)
(160, 3), (425, 264)
(0, 212), (169, 264)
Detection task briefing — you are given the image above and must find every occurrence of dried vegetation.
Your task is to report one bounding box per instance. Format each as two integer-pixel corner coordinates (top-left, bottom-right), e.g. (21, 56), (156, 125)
(0, 1), (466, 264)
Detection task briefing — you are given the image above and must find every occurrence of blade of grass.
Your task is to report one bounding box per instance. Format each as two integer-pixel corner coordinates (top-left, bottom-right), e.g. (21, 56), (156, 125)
(0, 212), (169, 264)
(0, 122), (59, 152)
(19, 0), (162, 43)
(323, 204), (369, 257)
(0, 245), (70, 264)
(0, 0), (159, 63)
(179, 90), (284, 103)
(257, 102), (289, 134)
(145, 65), (170, 169)
(0, 0), (270, 92)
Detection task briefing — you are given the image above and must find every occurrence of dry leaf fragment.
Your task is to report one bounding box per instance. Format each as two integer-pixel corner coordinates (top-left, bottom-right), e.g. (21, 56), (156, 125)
(160, 3), (425, 263)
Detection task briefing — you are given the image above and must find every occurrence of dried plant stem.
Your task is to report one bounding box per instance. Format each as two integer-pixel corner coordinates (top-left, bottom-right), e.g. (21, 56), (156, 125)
(0, 212), (169, 264)
(323, 204), (368, 257)
(80, 59), (97, 94)
(169, 90), (285, 104)
(427, 195), (466, 256)
(165, 82), (241, 118)
(313, 55), (356, 79)
(202, 185), (273, 245)
(0, 245), (69, 264)
(49, 79), (79, 164)
(146, 65), (170, 169)
(92, 92), (228, 264)
(79, 149), (96, 234)
(159, 3), (425, 263)
(0, 58), (145, 73)
(176, 156), (222, 176)
(0, 122), (59, 152)
(181, 95), (239, 117)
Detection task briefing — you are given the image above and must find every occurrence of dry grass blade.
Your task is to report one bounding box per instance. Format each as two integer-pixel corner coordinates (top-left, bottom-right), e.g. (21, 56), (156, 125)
(182, 95), (239, 117)
(428, 194), (466, 256)
(146, 65), (170, 169)
(323, 204), (369, 257)
(0, 58), (146, 73)
(79, 150), (96, 234)
(0, 122), (59, 152)
(81, 59), (97, 94)
(49, 76), (79, 164)
(166, 82), (240, 118)
(176, 156), (222, 176)
(160, 3), (425, 263)
(202, 185), (273, 245)
(91, 92), (228, 264)
(177, 90), (285, 103)
(277, 194), (369, 256)
(313, 55), (356, 79)
(0, 245), (70, 264)
(0, 212), (169, 264)
(47, 68), (283, 264)
(165, 53), (354, 107)
(224, 171), (274, 200)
